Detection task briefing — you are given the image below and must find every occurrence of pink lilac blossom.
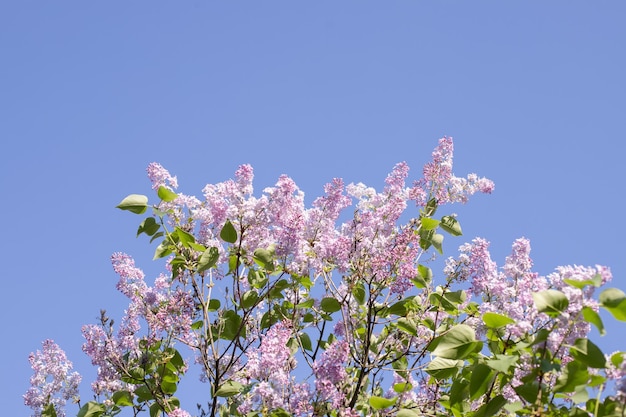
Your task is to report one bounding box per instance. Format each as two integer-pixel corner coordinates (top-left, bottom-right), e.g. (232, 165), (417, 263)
(411, 137), (493, 206)
(313, 339), (350, 408)
(167, 408), (192, 417)
(147, 162), (178, 190)
(238, 321), (312, 415)
(81, 324), (126, 395)
(24, 340), (82, 417)
(449, 236), (613, 403)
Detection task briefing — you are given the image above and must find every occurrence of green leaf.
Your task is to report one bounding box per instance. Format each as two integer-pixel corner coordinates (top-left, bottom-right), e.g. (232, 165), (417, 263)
(220, 220), (238, 243)
(149, 402), (161, 417)
(425, 357), (463, 379)
(116, 194), (148, 214)
(320, 297), (341, 313)
(440, 215), (462, 236)
(253, 247), (274, 271)
(157, 186), (178, 202)
(532, 289), (569, 316)
(300, 332), (312, 351)
(554, 360), (589, 392)
(295, 299), (315, 309)
(270, 409), (292, 417)
(421, 217), (440, 230)
(485, 354), (518, 373)
(197, 247), (219, 273)
(514, 381), (539, 403)
(429, 324), (482, 359)
(431, 233), (444, 254)
(418, 264), (433, 281)
(175, 227), (196, 247)
(208, 298), (221, 311)
(77, 401), (106, 417)
(425, 197), (438, 216)
(241, 290), (259, 309)
(473, 394), (506, 417)
(388, 299), (408, 316)
(137, 217), (160, 237)
(188, 241), (207, 252)
(397, 409), (421, 417)
(369, 396), (397, 410)
(134, 385), (153, 402)
(393, 382), (413, 394)
(582, 306), (605, 335)
(482, 312), (515, 328)
(470, 363), (495, 400)
(221, 310), (243, 341)
(153, 241), (173, 260)
(564, 273), (602, 289)
(161, 378), (178, 394)
(353, 282), (366, 305)
(611, 351), (625, 368)
(191, 320), (203, 330)
(599, 288), (626, 321)
(569, 338), (606, 368)
(41, 403), (57, 417)
(215, 380), (244, 397)
(112, 390), (134, 407)
(397, 318), (418, 336)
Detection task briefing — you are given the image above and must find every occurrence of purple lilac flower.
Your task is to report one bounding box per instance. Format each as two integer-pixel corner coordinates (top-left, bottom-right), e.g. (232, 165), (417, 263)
(238, 321), (312, 415)
(411, 137), (493, 206)
(147, 162), (178, 190)
(167, 408), (192, 417)
(313, 339), (350, 408)
(24, 340), (81, 417)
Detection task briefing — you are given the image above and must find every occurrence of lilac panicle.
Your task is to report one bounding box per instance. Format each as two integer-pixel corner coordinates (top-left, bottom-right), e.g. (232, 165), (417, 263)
(313, 339), (350, 408)
(238, 321), (312, 415)
(413, 137), (494, 206)
(147, 162), (178, 190)
(24, 340), (81, 417)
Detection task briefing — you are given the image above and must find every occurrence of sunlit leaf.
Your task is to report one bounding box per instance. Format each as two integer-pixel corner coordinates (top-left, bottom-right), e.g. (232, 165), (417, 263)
(533, 289), (569, 316)
(582, 306), (605, 336)
(77, 401), (106, 417)
(482, 312), (515, 328)
(116, 194), (148, 214)
(564, 273), (602, 289)
(425, 357), (463, 379)
(157, 186), (178, 202)
(599, 288), (626, 321)
(440, 215), (462, 236)
(175, 227), (195, 247)
(431, 233), (444, 255)
(429, 324), (481, 359)
(421, 217), (440, 230)
(369, 396), (397, 410)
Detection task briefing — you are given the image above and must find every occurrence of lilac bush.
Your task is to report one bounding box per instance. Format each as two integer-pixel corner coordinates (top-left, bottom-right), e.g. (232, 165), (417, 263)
(25, 137), (626, 417)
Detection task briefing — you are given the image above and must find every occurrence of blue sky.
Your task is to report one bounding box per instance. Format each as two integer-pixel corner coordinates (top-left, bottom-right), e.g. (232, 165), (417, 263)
(1, 2), (625, 415)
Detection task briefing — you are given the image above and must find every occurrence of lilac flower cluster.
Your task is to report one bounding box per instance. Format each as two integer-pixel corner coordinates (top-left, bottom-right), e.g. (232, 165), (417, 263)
(445, 236), (613, 401)
(81, 253), (196, 395)
(312, 339), (351, 410)
(237, 321), (312, 415)
(24, 340), (81, 417)
(412, 137), (494, 206)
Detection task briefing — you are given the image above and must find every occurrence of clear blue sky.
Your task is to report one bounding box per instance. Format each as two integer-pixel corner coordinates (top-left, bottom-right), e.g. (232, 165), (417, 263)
(1, 2), (625, 415)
